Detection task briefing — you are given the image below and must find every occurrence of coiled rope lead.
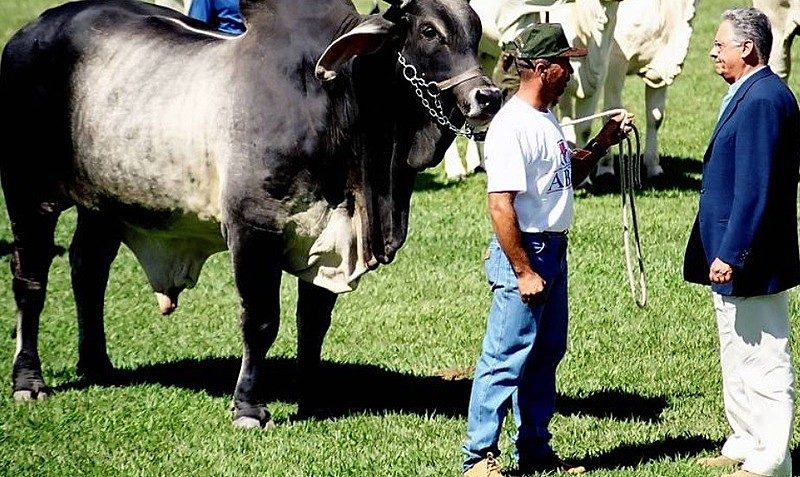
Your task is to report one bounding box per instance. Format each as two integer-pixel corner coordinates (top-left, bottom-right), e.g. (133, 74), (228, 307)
(559, 109), (648, 308)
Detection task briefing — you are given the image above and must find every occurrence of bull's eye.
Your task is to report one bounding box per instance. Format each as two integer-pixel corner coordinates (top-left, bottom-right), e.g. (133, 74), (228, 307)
(420, 24), (438, 41)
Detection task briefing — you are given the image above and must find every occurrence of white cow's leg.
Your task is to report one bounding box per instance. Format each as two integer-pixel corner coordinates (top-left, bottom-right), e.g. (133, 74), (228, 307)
(444, 138), (468, 179)
(465, 137), (484, 173)
(644, 84), (666, 178)
(779, 21), (798, 80)
(71, 208), (121, 381)
(598, 43), (628, 178)
(574, 94), (607, 181)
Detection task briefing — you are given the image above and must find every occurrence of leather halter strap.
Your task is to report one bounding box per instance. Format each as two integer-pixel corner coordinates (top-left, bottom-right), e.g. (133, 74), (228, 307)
(435, 68), (483, 91)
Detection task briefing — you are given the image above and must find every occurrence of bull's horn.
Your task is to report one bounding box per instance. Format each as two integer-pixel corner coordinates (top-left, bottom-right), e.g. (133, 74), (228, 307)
(315, 15), (393, 82)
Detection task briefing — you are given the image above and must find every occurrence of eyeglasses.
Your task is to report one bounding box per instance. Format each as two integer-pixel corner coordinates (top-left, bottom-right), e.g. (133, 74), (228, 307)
(711, 39), (743, 51)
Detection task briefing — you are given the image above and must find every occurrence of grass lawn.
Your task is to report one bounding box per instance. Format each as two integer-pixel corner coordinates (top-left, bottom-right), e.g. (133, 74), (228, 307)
(1, 0), (800, 476)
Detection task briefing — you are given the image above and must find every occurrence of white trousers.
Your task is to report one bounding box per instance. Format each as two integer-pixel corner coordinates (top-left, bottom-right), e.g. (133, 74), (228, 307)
(713, 291), (795, 477)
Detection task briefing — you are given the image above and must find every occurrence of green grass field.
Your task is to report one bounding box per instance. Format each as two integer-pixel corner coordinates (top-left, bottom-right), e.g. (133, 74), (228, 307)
(1, 0), (799, 475)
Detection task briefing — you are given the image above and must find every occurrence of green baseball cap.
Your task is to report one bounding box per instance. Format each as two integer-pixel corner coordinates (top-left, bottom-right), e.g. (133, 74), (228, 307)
(505, 23), (588, 59)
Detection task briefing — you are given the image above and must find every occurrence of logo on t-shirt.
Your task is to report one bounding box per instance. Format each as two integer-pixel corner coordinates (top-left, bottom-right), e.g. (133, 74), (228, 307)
(547, 140), (572, 193)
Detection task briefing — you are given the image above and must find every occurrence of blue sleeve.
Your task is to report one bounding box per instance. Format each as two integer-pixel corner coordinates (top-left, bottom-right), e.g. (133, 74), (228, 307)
(716, 97), (779, 267)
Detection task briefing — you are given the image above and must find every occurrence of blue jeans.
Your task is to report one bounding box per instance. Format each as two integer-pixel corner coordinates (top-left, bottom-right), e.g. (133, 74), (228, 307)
(188, 0), (246, 35)
(463, 233), (569, 470)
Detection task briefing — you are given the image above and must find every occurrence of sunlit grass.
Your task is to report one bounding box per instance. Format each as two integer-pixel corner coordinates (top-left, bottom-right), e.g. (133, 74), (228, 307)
(1, 0), (799, 475)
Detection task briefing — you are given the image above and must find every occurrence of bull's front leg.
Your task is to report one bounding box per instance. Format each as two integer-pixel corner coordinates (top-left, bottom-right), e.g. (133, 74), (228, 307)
(227, 224), (282, 429)
(296, 279), (336, 417)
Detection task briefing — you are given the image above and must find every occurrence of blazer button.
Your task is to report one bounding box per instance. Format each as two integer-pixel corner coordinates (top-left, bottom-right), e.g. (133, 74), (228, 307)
(700, 188), (705, 194)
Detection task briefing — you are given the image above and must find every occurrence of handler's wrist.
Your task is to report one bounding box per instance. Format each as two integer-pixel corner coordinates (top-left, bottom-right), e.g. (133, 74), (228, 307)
(585, 138), (608, 156)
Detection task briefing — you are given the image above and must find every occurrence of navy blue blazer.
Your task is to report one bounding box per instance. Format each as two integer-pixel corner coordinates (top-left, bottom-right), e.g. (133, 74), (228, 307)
(684, 67), (800, 296)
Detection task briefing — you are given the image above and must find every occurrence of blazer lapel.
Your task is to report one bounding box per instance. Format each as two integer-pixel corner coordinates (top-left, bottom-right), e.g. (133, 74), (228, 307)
(704, 67), (774, 161)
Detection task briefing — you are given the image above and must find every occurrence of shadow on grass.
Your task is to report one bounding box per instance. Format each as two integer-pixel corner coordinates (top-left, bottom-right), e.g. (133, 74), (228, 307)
(55, 356), (666, 423)
(586, 155), (702, 196)
(578, 436), (721, 472)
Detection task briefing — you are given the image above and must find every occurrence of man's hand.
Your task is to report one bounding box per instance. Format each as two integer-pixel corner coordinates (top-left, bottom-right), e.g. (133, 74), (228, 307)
(709, 257), (733, 284)
(518, 271), (546, 304)
(594, 111), (635, 149)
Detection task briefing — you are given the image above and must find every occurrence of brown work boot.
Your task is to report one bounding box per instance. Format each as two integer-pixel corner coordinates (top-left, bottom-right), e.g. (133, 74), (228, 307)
(697, 455), (742, 468)
(464, 452), (504, 477)
(518, 452), (586, 475)
(721, 471), (767, 477)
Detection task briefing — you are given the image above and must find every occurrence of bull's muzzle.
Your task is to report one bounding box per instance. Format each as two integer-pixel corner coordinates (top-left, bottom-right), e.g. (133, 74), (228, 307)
(465, 85), (502, 120)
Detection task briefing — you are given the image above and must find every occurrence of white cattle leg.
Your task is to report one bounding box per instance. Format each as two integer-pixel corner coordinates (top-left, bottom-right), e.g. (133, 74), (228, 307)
(573, 92), (602, 146)
(596, 40), (628, 177)
(465, 137), (485, 173)
(643, 84), (666, 178)
(757, 0), (790, 79)
(444, 135), (485, 179)
(444, 138), (469, 179)
(775, 16), (798, 80)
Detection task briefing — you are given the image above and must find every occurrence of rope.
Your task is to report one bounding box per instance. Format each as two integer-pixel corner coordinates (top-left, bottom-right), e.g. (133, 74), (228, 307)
(558, 108), (628, 128)
(559, 108), (648, 308)
(618, 124), (648, 308)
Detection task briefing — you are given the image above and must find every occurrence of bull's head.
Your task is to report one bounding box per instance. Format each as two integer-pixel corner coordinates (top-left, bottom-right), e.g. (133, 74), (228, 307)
(314, 0), (501, 267)
(315, 0), (501, 170)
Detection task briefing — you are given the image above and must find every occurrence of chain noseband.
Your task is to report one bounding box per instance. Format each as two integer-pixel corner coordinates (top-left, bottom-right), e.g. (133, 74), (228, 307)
(397, 52), (484, 140)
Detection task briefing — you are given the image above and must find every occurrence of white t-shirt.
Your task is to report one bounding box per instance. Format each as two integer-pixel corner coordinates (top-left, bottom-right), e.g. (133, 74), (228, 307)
(484, 95), (574, 233)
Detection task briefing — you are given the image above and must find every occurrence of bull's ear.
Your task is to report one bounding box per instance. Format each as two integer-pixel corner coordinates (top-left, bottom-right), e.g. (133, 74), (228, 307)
(315, 15), (394, 82)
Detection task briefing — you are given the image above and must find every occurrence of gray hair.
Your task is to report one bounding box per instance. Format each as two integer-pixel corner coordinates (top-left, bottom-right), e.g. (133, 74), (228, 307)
(722, 8), (773, 65)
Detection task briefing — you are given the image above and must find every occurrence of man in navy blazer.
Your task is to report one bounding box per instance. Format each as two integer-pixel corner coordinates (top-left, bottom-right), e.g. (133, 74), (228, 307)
(684, 8), (799, 477)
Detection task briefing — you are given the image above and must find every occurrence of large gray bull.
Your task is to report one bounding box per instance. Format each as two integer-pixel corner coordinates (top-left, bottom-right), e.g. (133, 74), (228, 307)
(0, 0), (500, 428)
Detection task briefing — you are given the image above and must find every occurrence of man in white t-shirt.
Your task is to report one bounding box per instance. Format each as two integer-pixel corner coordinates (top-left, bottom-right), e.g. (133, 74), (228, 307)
(462, 23), (633, 477)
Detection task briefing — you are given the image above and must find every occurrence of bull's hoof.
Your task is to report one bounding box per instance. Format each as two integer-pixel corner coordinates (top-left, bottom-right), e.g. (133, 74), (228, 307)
(645, 166), (665, 182)
(13, 388), (49, 401)
(232, 416), (276, 429)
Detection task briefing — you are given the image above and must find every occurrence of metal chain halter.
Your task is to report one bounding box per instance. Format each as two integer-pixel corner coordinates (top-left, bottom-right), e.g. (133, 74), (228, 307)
(397, 52), (483, 140)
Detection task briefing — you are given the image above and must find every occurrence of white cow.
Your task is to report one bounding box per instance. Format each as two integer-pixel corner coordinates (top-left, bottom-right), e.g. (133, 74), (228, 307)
(753, 0), (800, 80)
(444, 0), (621, 179)
(596, 0), (697, 180)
